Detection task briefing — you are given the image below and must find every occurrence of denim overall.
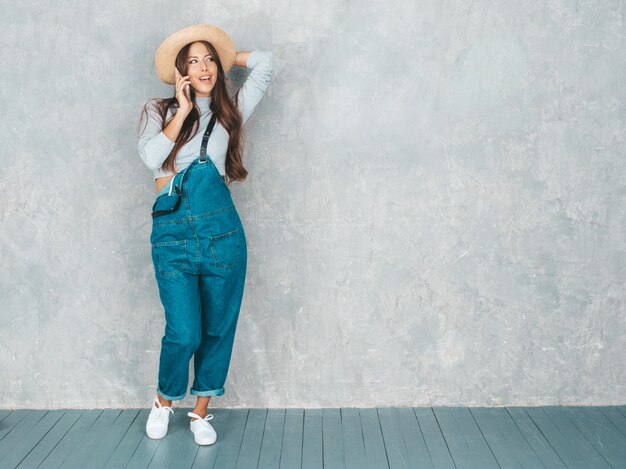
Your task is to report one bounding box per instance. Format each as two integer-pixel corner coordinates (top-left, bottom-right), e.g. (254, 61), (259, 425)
(150, 115), (247, 400)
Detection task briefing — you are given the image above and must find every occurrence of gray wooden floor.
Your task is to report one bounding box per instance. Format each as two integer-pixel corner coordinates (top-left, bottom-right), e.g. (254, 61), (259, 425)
(0, 406), (624, 468)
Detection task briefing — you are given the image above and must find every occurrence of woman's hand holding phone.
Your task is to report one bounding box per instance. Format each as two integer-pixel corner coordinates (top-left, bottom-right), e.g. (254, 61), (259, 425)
(174, 67), (193, 116)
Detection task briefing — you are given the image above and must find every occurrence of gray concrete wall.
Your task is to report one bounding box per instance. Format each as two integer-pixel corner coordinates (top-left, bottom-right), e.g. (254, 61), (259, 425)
(1, 0), (624, 409)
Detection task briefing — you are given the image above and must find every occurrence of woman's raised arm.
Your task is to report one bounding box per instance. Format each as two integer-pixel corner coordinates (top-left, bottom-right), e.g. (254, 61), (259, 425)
(234, 50), (273, 124)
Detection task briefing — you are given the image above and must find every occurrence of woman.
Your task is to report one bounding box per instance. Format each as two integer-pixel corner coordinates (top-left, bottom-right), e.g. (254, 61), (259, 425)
(136, 24), (272, 445)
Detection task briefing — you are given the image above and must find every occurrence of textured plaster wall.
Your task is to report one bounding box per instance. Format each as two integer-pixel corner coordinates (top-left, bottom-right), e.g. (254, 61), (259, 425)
(1, 0), (625, 409)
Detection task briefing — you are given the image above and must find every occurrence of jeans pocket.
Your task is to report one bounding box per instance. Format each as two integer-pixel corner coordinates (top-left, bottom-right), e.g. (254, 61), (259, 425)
(209, 228), (241, 270)
(152, 239), (187, 276)
(151, 192), (182, 219)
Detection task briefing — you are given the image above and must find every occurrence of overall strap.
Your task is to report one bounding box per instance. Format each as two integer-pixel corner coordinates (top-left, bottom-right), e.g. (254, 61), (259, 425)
(199, 113), (218, 163)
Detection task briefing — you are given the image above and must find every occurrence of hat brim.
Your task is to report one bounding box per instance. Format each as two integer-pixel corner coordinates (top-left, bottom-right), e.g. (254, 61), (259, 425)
(155, 24), (236, 85)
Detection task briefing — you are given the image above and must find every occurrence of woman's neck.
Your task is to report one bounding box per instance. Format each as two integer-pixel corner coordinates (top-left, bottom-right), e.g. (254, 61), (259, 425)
(196, 95), (212, 112)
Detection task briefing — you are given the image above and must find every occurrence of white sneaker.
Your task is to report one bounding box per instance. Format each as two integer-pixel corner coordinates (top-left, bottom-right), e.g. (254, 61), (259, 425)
(188, 411), (217, 445)
(146, 396), (174, 439)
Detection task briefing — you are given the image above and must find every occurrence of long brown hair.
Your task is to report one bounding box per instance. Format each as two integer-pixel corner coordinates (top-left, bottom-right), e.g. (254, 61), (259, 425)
(138, 40), (247, 184)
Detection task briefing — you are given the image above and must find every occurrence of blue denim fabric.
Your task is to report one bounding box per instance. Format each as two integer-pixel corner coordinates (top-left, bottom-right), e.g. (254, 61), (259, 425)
(157, 174), (227, 197)
(150, 157), (247, 400)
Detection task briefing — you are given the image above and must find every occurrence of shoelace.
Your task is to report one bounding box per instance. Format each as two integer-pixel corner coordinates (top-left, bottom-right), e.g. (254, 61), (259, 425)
(153, 397), (174, 423)
(187, 411), (214, 426)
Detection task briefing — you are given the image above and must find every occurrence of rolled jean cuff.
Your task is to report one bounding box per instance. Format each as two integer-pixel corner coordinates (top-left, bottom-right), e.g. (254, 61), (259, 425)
(157, 388), (186, 401)
(190, 387), (225, 397)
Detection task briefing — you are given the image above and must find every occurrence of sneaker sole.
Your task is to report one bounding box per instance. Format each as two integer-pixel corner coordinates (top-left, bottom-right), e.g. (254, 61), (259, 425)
(194, 437), (217, 445)
(146, 426), (168, 439)
(190, 427), (217, 445)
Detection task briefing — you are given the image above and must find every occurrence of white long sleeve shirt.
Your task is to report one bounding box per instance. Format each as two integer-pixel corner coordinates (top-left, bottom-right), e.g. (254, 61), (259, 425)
(137, 50), (273, 179)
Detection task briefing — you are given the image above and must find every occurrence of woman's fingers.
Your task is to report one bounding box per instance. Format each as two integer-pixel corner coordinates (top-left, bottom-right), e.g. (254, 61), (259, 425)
(176, 77), (191, 91)
(174, 68), (189, 87)
(173, 68), (192, 110)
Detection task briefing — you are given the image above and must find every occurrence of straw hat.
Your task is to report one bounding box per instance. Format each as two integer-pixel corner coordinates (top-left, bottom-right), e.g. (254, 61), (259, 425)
(155, 24), (236, 85)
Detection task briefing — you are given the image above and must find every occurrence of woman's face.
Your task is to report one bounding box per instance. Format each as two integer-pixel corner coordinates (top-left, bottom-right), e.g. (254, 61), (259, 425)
(186, 41), (218, 98)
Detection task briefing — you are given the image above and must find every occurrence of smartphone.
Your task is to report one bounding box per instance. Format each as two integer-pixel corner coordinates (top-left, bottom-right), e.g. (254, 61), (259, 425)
(176, 66), (190, 98)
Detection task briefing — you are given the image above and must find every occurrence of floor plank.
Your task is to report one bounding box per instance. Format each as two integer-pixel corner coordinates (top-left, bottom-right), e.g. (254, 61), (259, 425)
(359, 408), (389, 468)
(470, 407), (546, 468)
(301, 409), (322, 469)
(341, 408), (367, 469)
(60, 409), (122, 468)
(433, 407), (500, 468)
(278, 409), (303, 469)
(0, 410), (13, 424)
(0, 411), (28, 442)
(525, 406), (609, 469)
(0, 410), (47, 460)
(146, 407), (199, 469)
(542, 406), (613, 468)
(103, 408), (152, 468)
(189, 408), (230, 469)
(413, 407), (455, 469)
(0, 410), (64, 468)
(209, 408), (248, 469)
(236, 409), (268, 468)
(396, 407), (435, 468)
(562, 406), (626, 468)
(257, 409), (285, 469)
(123, 414), (163, 469)
(86, 408), (141, 469)
(378, 407), (413, 469)
(16, 410), (83, 469)
(39, 410), (103, 469)
(598, 405), (626, 436)
(322, 408), (345, 468)
(505, 407), (567, 468)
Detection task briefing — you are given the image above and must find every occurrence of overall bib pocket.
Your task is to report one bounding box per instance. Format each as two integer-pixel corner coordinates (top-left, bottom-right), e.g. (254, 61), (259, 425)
(150, 114), (218, 220)
(152, 239), (187, 276)
(209, 228), (240, 270)
(151, 188), (182, 219)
